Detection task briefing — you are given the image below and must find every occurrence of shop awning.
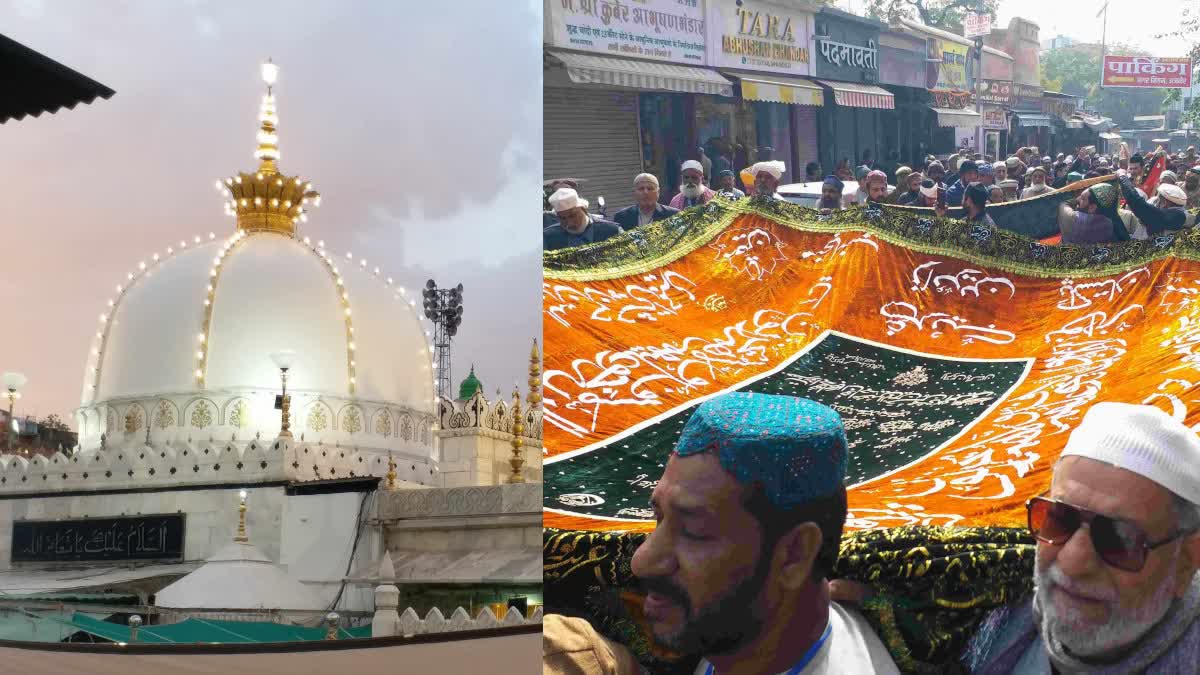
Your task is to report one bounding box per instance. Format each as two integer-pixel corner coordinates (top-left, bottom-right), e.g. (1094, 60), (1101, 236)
(817, 80), (894, 109)
(1013, 111), (1053, 128)
(1099, 132), (1123, 140)
(721, 71), (824, 106)
(547, 50), (733, 97)
(0, 563), (197, 597)
(930, 106), (981, 128)
(1, 33), (115, 124)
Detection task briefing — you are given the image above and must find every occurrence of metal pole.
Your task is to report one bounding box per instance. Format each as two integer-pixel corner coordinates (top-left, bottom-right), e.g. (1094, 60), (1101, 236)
(5, 394), (13, 452)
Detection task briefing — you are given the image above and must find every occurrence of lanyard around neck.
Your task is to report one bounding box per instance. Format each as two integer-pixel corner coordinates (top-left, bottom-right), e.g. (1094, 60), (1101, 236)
(703, 621), (832, 675)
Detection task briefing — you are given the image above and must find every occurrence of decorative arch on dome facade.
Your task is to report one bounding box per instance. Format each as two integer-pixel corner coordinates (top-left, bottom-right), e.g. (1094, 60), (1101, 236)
(304, 401), (333, 434)
(184, 398), (217, 430)
(154, 399), (179, 430)
(373, 409), (393, 437)
(105, 407), (117, 435)
(223, 398), (251, 429)
(123, 403), (147, 435)
(338, 404), (364, 435)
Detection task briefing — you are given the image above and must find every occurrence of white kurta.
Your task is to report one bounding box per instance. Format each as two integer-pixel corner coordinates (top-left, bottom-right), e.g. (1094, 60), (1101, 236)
(693, 602), (899, 675)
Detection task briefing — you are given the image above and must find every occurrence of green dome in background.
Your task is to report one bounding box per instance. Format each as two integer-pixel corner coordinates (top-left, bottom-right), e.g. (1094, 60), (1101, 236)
(458, 365), (484, 400)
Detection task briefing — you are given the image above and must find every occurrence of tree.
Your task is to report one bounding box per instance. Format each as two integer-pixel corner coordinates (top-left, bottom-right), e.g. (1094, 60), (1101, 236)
(1041, 43), (1168, 126)
(1157, 7), (1200, 127)
(38, 414), (69, 432)
(865, 0), (997, 31)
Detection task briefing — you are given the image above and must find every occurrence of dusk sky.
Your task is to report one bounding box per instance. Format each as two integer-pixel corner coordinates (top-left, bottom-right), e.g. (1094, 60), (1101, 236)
(1, 0), (541, 425)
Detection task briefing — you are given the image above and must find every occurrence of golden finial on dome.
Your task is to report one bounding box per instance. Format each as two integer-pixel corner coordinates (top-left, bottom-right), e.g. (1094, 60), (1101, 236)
(216, 60), (322, 238)
(527, 338), (541, 409)
(507, 383), (525, 484)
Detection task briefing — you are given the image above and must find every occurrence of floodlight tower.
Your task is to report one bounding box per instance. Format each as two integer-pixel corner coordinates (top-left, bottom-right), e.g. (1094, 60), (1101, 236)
(421, 280), (464, 401)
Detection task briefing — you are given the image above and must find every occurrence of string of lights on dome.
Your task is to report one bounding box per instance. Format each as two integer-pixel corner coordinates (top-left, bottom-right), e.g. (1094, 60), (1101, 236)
(86, 61), (439, 430)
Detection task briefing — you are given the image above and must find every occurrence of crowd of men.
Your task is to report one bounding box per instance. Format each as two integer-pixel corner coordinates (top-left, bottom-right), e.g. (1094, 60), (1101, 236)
(544, 144), (1200, 251)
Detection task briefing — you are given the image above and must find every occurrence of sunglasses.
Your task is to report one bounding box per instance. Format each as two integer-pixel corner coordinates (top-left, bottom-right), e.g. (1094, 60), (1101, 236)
(1027, 496), (1196, 572)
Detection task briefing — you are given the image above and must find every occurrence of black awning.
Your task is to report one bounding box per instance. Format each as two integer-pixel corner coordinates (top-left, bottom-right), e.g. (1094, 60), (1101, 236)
(0, 33), (115, 124)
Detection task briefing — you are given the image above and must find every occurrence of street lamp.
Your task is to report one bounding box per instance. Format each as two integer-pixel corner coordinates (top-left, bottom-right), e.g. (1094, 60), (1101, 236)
(269, 351), (296, 439)
(2, 372), (27, 453)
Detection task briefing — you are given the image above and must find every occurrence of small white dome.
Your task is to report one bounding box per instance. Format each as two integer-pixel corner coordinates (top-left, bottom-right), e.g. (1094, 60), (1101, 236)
(155, 540), (324, 611)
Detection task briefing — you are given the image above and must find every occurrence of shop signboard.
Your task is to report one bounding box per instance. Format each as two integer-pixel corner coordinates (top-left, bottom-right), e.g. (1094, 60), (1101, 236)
(926, 37), (969, 91)
(1101, 55), (1193, 88)
(977, 79), (1012, 105)
(963, 13), (991, 39)
(1012, 82), (1042, 109)
(982, 107), (1008, 130)
(706, 0), (813, 76)
(813, 12), (881, 84)
(546, 0), (706, 64)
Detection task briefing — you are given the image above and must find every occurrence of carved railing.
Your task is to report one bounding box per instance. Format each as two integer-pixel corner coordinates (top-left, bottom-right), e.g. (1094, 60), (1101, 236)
(436, 392), (542, 442)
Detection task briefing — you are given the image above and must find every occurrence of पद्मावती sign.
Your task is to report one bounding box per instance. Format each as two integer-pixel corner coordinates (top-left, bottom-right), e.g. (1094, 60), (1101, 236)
(707, 0), (812, 75)
(12, 513), (186, 562)
(547, 0), (706, 64)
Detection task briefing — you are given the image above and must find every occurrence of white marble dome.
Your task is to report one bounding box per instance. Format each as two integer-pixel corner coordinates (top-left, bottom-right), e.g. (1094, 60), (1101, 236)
(75, 229), (437, 460)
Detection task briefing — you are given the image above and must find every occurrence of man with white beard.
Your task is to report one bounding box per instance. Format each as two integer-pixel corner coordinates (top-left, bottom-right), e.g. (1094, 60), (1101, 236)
(669, 160), (716, 210)
(964, 402), (1200, 673)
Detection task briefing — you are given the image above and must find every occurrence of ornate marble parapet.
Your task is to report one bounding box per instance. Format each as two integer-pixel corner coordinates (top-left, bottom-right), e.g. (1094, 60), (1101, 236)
(436, 392), (542, 443)
(374, 482), (540, 520)
(0, 437), (438, 494)
(76, 392), (437, 458)
(371, 603), (542, 638)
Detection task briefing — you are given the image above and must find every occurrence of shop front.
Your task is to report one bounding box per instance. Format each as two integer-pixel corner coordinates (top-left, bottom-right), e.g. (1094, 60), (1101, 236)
(1010, 83), (1050, 153)
(977, 78), (1012, 160)
(543, 0), (730, 210)
(812, 8), (893, 175)
(703, 0), (821, 185)
(1042, 91), (1080, 156)
(878, 29), (931, 169)
(899, 20), (979, 157)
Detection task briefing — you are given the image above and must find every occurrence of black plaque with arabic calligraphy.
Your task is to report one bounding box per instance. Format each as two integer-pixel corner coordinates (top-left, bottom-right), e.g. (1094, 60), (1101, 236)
(545, 332), (1030, 521)
(12, 514), (185, 562)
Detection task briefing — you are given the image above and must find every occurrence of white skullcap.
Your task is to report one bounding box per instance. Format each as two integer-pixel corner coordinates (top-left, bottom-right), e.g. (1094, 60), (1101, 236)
(548, 187), (588, 213)
(999, 179), (1019, 189)
(919, 182), (938, 199)
(751, 160), (786, 180)
(993, 161), (1007, 171)
(1062, 402), (1200, 505)
(634, 173), (659, 188)
(1158, 183), (1187, 206)
(681, 160), (705, 174)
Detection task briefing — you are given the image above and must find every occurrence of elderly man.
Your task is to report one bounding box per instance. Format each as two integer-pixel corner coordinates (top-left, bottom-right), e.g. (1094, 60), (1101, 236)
(1021, 166), (1053, 198)
(1118, 169), (1189, 236)
(613, 174), (680, 230)
(993, 160), (1008, 185)
(999, 179), (1020, 202)
(670, 160), (716, 210)
(945, 160), (978, 206)
(543, 187), (622, 251)
(965, 403), (1200, 673)
(819, 175), (845, 211)
(633, 392), (899, 675)
(863, 170), (889, 204)
(750, 160), (786, 198)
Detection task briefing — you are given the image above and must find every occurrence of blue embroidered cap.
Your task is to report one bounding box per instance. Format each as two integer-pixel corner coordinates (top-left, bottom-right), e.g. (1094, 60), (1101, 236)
(674, 392), (848, 509)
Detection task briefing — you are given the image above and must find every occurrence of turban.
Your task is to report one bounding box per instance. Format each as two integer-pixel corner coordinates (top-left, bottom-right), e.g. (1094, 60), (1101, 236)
(674, 392), (847, 508)
(633, 173), (659, 188)
(751, 160), (786, 180)
(1160, 170), (1179, 184)
(548, 187), (588, 213)
(919, 180), (939, 200)
(1063, 402), (1200, 505)
(865, 170), (887, 186)
(681, 159), (705, 174)
(822, 175), (844, 191)
(1158, 183), (1187, 206)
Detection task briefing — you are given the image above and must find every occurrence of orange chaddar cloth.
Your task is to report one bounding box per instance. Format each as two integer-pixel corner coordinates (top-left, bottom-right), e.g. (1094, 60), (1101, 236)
(543, 205), (1200, 533)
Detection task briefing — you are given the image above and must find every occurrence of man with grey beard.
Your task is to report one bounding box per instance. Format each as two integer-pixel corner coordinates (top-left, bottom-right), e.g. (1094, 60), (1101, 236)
(964, 402), (1200, 673)
(669, 160), (716, 210)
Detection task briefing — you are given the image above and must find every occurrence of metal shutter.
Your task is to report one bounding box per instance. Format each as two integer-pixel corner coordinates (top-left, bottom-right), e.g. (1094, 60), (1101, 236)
(544, 86), (643, 214)
(793, 106), (820, 170)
